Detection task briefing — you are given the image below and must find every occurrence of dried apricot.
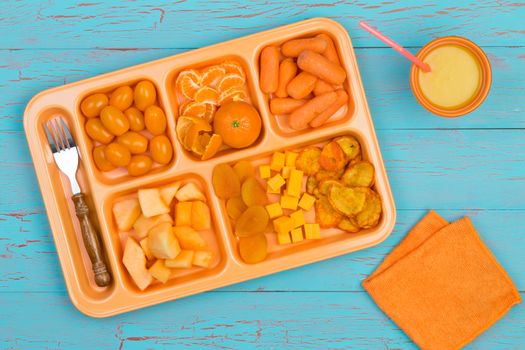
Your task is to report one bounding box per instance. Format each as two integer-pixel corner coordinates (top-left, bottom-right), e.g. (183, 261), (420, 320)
(241, 177), (267, 207)
(315, 167), (344, 182)
(226, 196), (247, 220)
(338, 217), (360, 233)
(212, 163), (241, 199)
(235, 206), (269, 237)
(233, 160), (255, 182)
(356, 188), (382, 229)
(334, 136), (360, 161)
(342, 161), (375, 187)
(238, 234), (267, 264)
(315, 195), (342, 228)
(328, 186), (366, 216)
(296, 146), (321, 176)
(319, 141), (346, 171)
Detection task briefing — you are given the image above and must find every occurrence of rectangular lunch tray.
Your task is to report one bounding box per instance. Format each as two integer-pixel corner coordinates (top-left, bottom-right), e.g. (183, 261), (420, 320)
(24, 18), (396, 317)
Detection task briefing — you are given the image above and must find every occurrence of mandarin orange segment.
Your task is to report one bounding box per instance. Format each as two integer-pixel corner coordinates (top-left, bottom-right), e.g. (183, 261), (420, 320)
(194, 86), (219, 105)
(238, 234), (267, 264)
(226, 196), (247, 220)
(180, 101), (207, 117)
(212, 163), (241, 199)
(241, 177), (267, 207)
(235, 206), (269, 237)
(218, 87), (248, 105)
(233, 160), (255, 183)
(201, 133), (222, 160)
(184, 118), (212, 153)
(176, 69), (201, 100)
(201, 65), (226, 87)
(221, 60), (246, 78)
(218, 73), (245, 92)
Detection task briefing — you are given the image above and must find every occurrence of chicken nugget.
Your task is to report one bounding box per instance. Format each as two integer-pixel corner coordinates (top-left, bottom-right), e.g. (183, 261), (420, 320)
(319, 141), (346, 171)
(342, 161), (375, 187)
(296, 146), (321, 176)
(315, 195), (342, 228)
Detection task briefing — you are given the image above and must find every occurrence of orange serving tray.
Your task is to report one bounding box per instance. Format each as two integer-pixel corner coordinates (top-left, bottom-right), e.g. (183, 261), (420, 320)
(24, 18), (396, 317)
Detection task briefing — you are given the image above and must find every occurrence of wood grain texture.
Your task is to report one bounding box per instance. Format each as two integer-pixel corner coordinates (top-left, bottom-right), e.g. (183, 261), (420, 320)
(1, 0), (524, 349)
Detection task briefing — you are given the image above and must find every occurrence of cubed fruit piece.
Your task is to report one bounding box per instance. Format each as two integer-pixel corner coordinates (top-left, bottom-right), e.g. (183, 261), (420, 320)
(138, 188), (170, 218)
(176, 182), (206, 202)
(140, 237), (154, 260)
(285, 151), (298, 167)
(267, 174), (285, 191)
(270, 152), (285, 171)
(290, 209), (305, 228)
(281, 166), (294, 179)
(159, 181), (182, 206)
(304, 223), (321, 239)
(175, 201), (193, 227)
(165, 250), (194, 269)
(265, 202), (283, 219)
(277, 231), (292, 245)
(286, 169), (304, 198)
(291, 227), (304, 243)
(193, 250), (213, 268)
(298, 193), (316, 211)
(259, 165), (271, 179)
(123, 237), (152, 291)
(281, 195), (299, 210)
(148, 259), (171, 283)
(133, 213), (172, 238)
(273, 216), (294, 235)
(191, 200), (211, 230)
(112, 198), (141, 231)
(148, 222), (181, 259)
(173, 226), (207, 250)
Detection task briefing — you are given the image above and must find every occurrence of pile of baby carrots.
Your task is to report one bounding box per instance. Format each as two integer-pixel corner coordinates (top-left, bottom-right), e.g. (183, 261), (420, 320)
(260, 34), (349, 130)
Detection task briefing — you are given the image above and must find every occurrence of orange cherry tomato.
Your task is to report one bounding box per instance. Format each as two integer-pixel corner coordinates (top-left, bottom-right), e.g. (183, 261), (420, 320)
(81, 93), (108, 118)
(92, 145), (116, 172)
(213, 101), (261, 148)
(134, 80), (157, 111)
(144, 105), (167, 135)
(127, 155), (153, 176)
(105, 142), (131, 167)
(149, 135), (173, 165)
(100, 106), (130, 136)
(116, 131), (148, 154)
(109, 85), (133, 111)
(124, 107), (145, 132)
(85, 118), (114, 144)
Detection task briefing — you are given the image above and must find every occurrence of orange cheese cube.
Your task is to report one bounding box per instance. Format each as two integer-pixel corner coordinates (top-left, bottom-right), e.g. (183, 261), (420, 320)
(281, 166), (295, 179)
(273, 215), (294, 235)
(267, 185), (281, 194)
(270, 152), (285, 171)
(290, 210), (305, 228)
(286, 169), (303, 197)
(291, 227), (304, 243)
(267, 174), (285, 190)
(259, 165), (271, 179)
(265, 202), (283, 219)
(280, 195), (298, 210)
(304, 223), (321, 239)
(285, 151), (298, 167)
(277, 231), (292, 245)
(298, 193), (316, 211)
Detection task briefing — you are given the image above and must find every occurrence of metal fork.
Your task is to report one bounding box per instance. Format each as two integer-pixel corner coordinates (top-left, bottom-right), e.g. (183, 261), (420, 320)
(45, 117), (111, 287)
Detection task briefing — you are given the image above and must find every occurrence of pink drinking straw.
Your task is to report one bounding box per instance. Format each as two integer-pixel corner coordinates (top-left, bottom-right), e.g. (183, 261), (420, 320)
(359, 21), (431, 72)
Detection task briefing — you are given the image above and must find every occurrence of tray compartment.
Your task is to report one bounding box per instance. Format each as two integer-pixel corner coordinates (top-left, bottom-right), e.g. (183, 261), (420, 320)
(101, 173), (228, 294)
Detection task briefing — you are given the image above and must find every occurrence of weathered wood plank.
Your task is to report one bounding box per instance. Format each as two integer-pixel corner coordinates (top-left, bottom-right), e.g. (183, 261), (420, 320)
(0, 291), (523, 349)
(1, 47), (523, 132)
(0, 1), (524, 49)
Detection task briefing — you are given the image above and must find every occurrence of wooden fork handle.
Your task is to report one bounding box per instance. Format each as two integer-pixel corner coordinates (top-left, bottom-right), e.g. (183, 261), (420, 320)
(72, 193), (111, 287)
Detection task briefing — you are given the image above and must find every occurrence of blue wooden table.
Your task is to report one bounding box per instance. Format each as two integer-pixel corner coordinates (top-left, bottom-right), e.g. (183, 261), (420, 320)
(1, 1), (524, 349)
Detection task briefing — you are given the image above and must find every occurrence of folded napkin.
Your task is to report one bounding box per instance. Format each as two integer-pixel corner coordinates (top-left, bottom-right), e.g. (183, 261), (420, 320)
(363, 210), (521, 350)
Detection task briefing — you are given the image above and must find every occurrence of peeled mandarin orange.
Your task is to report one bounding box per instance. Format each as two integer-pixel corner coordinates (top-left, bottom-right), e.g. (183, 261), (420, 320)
(218, 73), (245, 92)
(201, 134), (222, 160)
(221, 60), (245, 79)
(184, 118), (212, 152)
(176, 69), (201, 100)
(194, 86), (219, 105)
(212, 163), (240, 199)
(239, 234), (267, 264)
(180, 101), (216, 123)
(218, 87), (248, 105)
(213, 101), (261, 149)
(176, 115), (203, 150)
(201, 65), (226, 86)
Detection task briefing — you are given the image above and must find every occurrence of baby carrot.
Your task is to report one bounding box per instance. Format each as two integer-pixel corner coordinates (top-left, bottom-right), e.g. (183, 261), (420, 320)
(309, 89), (348, 128)
(313, 79), (335, 96)
(281, 37), (327, 57)
(286, 72), (318, 99)
(297, 50), (346, 85)
(260, 46), (280, 93)
(275, 58), (298, 98)
(316, 33), (340, 64)
(270, 98), (307, 114)
(289, 91), (337, 130)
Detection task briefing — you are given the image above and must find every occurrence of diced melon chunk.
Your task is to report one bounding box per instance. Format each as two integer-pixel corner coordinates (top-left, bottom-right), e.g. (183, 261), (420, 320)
(175, 202), (192, 227)
(123, 237), (152, 291)
(193, 250), (213, 268)
(175, 182), (206, 202)
(148, 259), (171, 283)
(133, 213), (172, 238)
(304, 223), (321, 240)
(165, 250), (194, 269)
(191, 201), (211, 230)
(265, 202), (283, 219)
(173, 226), (207, 250)
(138, 188), (170, 218)
(148, 222), (181, 259)
(267, 174), (285, 191)
(270, 152), (285, 171)
(286, 169), (303, 198)
(290, 210), (305, 228)
(112, 198), (141, 232)
(159, 181), (181, 206)
(285, 151), (298, 167)
(277, 231), (291, 245)
(273, 216), (293, 235)
(140, 237), (154, 261)
(280, 195), (298, 210)
(291, 227), (304, 243)
(259, 165), (271, 179)
(298, 193), (316, 211)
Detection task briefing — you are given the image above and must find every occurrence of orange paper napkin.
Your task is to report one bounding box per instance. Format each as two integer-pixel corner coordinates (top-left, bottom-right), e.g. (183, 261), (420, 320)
(363, 211), (521, 350)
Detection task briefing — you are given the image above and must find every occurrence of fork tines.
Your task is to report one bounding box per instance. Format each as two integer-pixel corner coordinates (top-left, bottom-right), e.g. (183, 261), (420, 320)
(45, 117), (75, 153)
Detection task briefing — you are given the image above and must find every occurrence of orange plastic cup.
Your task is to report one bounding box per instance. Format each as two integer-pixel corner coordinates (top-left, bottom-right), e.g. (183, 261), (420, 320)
(410, 36), (492, 117)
